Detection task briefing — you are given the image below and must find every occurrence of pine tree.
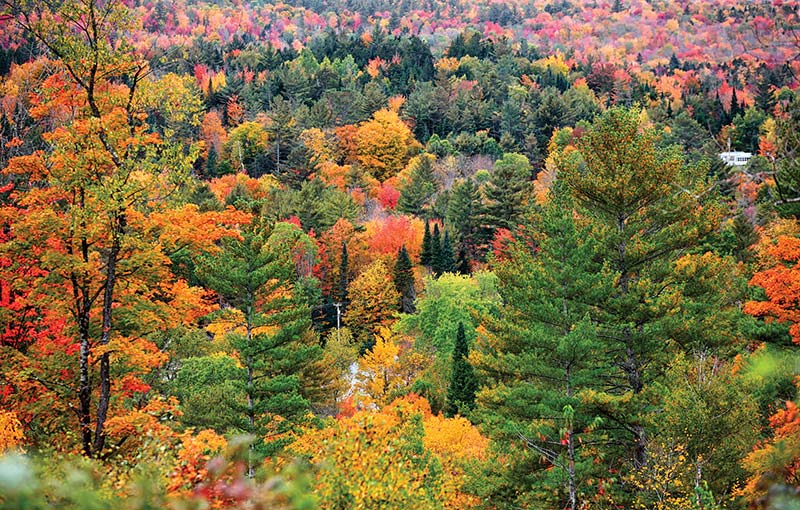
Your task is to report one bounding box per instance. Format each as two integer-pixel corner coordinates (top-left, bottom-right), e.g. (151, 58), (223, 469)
(431, 223), (442, 274)
(475, 183), (606, 510)
(438, 231), (457, 274)
(559, 107), (723, 468)
(393, 245), (416, 313)
(730, 88), (741, 119)
(445, 322), (477, 417)
(397, 154), (437, 217)
(196, 220), (321, 466)
(446, 177), (489, 261)
(337, 241), (349, 305)
(483, 153), (532, 234)
(420, 220), (433, 266)
(456, 248), (471, 274)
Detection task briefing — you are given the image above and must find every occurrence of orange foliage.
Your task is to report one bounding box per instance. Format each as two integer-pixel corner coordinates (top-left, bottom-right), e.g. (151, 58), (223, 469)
(0, 409), (24, 452)
(744, 234), (800, 344)
(364, 214), (424, 260)
(207, 172), (278, 203)
(201, 110), (228, 157)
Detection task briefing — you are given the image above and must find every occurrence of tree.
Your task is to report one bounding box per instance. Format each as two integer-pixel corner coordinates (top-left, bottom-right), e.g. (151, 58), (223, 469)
(343, 259), (400, 348)
(431, 223), (442, 272)
(397, 154), (437, 217)
(770, 96), (800, 217)
(436, 230), (457, 275)
(446, 178), (489, 262)
(558, 107), (722, 470)
(355, 108), (421, 181)
(744, 234), (800, 344)
(290, 397), (446, 509)
(337, 241), (349, 306)
(445, 322), (476, 417)
(482, 153), (532, 233)
(265, 95), (299, 182)
(357, 327), (404, 406)
(394, 246), (416, 314)
(225, 121), (269, 176)
(474, 184), (605, 510)
(0, 0), (223, 459)
(421, 220), (434, 266)
(196, 220), (320, 464)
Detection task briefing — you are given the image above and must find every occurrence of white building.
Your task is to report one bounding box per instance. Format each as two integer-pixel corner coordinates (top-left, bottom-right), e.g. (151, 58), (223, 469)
(719, 151), (752, 166)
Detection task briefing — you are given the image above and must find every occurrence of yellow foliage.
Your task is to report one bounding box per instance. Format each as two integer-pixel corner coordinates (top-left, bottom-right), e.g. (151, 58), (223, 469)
(357, 327), (403, 406)
(0, 409), (24, 453)
(355, 109), (421, 181)
(291, 395), (486, 510)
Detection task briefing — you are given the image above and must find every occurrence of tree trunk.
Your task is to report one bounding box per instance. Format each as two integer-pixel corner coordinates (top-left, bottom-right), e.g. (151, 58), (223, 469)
(92, 212), (123, 457)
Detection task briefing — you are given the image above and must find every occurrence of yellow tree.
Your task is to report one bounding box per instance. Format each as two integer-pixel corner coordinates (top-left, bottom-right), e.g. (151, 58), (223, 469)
(344, 259), (400, 345)
(356, 327), (403, 406)
(355, 109), (421, 181)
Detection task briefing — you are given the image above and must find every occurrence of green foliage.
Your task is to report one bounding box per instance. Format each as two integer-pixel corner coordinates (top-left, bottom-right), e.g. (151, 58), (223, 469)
(482, 152), (532, 232)
(445, 322), (477, 417)
(475, 183), (607, 510)
(397, 154), (438, 217)
(396, 271), (500, 356)
(170, 354), (246, 432)
(393, 246), (416, 313)
(446, 177), (489, 261)
(195, 220), (321, 456)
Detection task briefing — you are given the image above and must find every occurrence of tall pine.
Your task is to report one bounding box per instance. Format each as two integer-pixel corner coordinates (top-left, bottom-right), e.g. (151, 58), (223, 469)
(559, 108), (722, 471)
(393, 245), (416, 313)
(445, 322), (477, 417)
(475, 183), (605, 510)
(196, 220), (321, 467)
(482, 152), (532, 234)
(420, 220), (433, 266)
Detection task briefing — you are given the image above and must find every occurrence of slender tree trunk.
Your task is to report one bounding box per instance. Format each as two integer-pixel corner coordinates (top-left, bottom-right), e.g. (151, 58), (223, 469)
(93, 212), (123, 457)
(617, 214), (647, 466)
(246, 303), (255, 478)
(78, 305), (92, 457)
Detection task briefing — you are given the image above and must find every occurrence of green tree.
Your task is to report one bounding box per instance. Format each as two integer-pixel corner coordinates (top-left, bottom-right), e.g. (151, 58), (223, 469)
(433, 230), (456, 275)
(558, 107), (722, 470)
(397, 154), (438, 217)
(421, 220), (434, 266)
(445, 322), (477, 417)
(772, 95), (800, 218)
(170, 354), (246, 433)
(483, 152), (532, 233)
(474, 184), (606, 510)
(393, 246), (416, 314)
(431, 223), (442, 272)
(446, 177), (489, 261)
(196, 220), (320, 466)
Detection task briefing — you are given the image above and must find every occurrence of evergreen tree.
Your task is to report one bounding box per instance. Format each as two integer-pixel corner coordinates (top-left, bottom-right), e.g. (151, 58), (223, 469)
(437, 230), (456, 274)
(446, 177), (489, 261)
(196, 220), (321, 468)
(266, 95), (298, 183)
(397, 154), (437, 217)
(337, 241), (349, 305)
(730, 87), (741, 120)
(420, 220), (433, 266)
(559, 108), (723, 470)
(393, 245), (416, 314)
(445, 322), (477, 417)
(456, 248), (471, 274)
(475, 183), (605, 510)
(483, 153), (532, 234)
(430, 223), (442, 274)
